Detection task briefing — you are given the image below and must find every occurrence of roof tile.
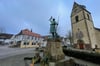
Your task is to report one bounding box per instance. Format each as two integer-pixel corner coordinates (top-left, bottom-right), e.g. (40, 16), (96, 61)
(17, 29), (41, 38)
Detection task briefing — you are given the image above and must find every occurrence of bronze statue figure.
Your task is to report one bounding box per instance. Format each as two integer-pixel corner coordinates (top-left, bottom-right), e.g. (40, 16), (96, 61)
(49, 16), (59, 38)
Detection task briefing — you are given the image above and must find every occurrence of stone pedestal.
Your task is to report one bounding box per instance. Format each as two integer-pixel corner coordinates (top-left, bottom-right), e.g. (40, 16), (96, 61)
(43, 38), (75, 66)
(45, 38), (65, 61)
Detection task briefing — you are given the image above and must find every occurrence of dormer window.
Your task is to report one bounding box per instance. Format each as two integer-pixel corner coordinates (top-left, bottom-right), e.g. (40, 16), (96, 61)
(75, 15), (79, 22)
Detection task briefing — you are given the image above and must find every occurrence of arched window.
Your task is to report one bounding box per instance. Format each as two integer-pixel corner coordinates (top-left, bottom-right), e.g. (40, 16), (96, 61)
(75, 15), (79, 22)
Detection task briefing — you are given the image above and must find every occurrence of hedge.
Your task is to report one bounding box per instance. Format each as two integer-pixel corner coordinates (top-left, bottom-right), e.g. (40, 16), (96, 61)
(63, 49), (100, 64)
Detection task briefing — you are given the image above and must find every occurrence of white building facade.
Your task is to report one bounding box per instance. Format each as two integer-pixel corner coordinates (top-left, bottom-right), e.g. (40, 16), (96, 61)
(10, 29), (44, 48)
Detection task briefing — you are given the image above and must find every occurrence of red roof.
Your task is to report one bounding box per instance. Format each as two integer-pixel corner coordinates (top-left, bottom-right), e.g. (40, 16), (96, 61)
(17, 29), (41, 38)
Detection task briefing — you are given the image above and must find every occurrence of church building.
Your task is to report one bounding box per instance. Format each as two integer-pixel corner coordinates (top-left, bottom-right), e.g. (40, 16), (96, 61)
(71, 2), (100, 49)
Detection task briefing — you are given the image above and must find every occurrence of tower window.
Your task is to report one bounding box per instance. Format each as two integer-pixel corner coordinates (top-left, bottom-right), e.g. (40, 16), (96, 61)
(87, 14), (90, 20)
(75, 16), (79, 22)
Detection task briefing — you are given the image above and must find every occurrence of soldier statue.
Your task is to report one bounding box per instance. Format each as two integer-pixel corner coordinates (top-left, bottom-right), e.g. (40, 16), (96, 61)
(49, 16), (59, 38)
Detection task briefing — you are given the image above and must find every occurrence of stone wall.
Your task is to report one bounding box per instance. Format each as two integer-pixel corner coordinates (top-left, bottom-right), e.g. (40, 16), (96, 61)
(95, 29), (100, 48)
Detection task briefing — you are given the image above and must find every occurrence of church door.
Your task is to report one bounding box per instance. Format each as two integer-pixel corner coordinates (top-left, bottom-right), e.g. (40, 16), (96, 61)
(79, 43), (84, 49)
(77, 40), (84, 49)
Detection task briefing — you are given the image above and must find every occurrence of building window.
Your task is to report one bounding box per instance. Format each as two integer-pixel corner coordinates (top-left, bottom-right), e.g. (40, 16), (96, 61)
(87, 14), (90, 20)
(24, 42), (26, 45)
(24, 42), (29, 45)
(35, 37), (37, 40)
(32, 42), (35, 45)
(32, 42), (33, 45)
(17, 41), (21, 44)
(27, 42), (29, 45)
(32, 37), (34, 40)
(37, 38), (38, 40)
(75, 15), (79, 22)
(27, 36), (30, 39)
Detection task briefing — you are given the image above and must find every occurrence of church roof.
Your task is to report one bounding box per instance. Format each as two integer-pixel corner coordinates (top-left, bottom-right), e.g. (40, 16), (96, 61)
(75, 2), (91, 13)
(71, 2), (91, 16)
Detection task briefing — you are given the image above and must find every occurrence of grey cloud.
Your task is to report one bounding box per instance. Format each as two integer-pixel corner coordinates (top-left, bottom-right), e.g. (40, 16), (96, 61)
(0, 0), (73, 36)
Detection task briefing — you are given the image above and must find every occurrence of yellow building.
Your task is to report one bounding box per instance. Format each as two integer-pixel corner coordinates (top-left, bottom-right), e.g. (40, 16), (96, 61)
(71, 2), (100, 49)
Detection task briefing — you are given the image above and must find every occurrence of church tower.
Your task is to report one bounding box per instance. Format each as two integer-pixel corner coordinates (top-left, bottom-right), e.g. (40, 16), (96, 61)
(71, 2), (97, 49)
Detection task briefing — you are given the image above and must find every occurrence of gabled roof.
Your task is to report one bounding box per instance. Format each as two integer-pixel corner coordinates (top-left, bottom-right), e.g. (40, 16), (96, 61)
(0, 33), (13, 39)
(17, 29), (41, 38)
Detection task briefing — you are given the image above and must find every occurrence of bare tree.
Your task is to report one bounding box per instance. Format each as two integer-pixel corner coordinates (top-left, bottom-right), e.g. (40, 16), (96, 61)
(66, 30), (73, 45)
(0, 27), (6, 33)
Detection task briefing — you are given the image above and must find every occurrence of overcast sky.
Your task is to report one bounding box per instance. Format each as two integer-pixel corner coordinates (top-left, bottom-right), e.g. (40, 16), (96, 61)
(0, 0), (100, 36)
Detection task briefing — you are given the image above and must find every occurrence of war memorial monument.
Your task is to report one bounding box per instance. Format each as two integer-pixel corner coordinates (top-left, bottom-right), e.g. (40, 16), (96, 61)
(41, 16), (74, 66)
(24, 16), (75, 66)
